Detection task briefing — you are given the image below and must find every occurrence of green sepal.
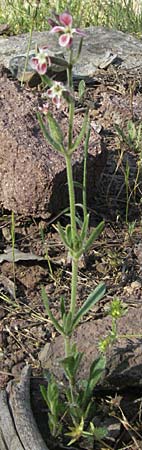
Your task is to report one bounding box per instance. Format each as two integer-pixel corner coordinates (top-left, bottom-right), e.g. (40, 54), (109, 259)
(37, 111), (65, 153)
(41, 286), (65, 335)
(72, 282), (106, 329)
(47, 111), (63, 144)
(83, 220), (104, 253)
(69, 111), (89, 154)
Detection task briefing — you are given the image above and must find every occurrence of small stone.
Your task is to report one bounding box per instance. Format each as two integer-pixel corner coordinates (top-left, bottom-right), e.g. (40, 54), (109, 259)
(38, 342), (51, 368)
(11, 362), (24, 378)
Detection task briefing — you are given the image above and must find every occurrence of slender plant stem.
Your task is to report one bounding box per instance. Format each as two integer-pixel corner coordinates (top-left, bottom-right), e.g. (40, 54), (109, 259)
(83, 122), (90, 219)
(65, 335), (71, 357)
(67, 50), (74, 148)
(65, 154), (77, 243)
(65, 155), (79, 317)
(20, 2), (40, 86)
(70, 257), (79, 318)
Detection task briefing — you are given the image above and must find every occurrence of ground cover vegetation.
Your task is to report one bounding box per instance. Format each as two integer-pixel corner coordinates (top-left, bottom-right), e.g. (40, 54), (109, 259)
(0, 1), (142, 450)
(0, 0), (142, 35)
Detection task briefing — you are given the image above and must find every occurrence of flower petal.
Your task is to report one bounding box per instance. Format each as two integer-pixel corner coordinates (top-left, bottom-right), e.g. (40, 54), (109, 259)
(59, 33), (72, 47)
(47, 88), (53, 97)
(50, 25), (64, 33)
(59, 12), (72, 27)
(52, 96), (61, 108)
(37, 62), (47, 74)
(30, 57), (39, 70)
(38, 46), (49, 56)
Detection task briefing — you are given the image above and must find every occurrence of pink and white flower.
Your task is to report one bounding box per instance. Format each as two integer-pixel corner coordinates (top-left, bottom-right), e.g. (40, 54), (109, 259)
(39, 102), (49, 115)
(49, 12), (86, 48)
(46, 81), (66, 109)
(30, 47), (51, 75)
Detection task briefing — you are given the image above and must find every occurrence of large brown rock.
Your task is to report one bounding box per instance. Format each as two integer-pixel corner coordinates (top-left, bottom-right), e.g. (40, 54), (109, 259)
(0, 69), (106, 217)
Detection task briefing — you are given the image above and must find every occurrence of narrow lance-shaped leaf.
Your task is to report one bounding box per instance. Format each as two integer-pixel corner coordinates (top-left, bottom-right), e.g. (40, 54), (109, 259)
(83, 220), (104, 253)
(115, 123), (127, 144)
(78, 79), (86, 99)
(65, 224), (72, 247)
(72, 282), (106, 329)
(37, 112), (65, 154)
(41, 286), (65, 335)
(82, 355), (106, 410)
(69, 111), (89, 154)
(57, 222), (71, 249)
(63, 311), (73, 335)
(80, 213), (89, 243)
(60, 296), (66, 319)
(41, 74), (53, 87)
(47, 111), (63, 144)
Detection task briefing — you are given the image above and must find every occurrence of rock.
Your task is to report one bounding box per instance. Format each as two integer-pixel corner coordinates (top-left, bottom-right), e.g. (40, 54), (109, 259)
(1, 26), (142, 216)
(0, 68), (106, 217)
(1, 26), (142, 75)
(39, 302), (142, 389)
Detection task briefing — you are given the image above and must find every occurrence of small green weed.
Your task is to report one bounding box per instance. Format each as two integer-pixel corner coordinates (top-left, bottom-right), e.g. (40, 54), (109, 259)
(115, 120), (142, 223)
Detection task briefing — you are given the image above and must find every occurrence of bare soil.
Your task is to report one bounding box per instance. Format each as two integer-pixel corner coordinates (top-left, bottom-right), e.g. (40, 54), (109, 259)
(0, 66), (142, 449)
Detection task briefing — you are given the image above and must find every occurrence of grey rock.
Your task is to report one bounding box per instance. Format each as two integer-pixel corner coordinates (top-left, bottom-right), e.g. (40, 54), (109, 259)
(39, 302), (142, 389)
(1, 26), (142, 77)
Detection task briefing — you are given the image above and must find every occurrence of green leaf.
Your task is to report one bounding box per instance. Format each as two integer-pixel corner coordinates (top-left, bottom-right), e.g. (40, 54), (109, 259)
(115, 123), (127, 142)
(78, 79), (86, 98)
(127, 120), (136, 141)
(63, 311), (73, 335)
(73, 351), (84, 374)
(89, 355), (106, 382)
(82, 355), (106, 410)
(61, 356), (75, 380)
(80, 213), (89, 243)
(72, 283), (106, 328)
(37, 111), (65, 153)
(65, 224), (72, 247)
(89, 422), (108, 440)
(41, 286), (65, 335)
(41, 74), (53, 87)
(69, 111), (89, 154)
(40, 385), (47, 404)
(57, 222), (70, 248)
(83, 220), (104, 253)
(47, 111), (63, 144)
